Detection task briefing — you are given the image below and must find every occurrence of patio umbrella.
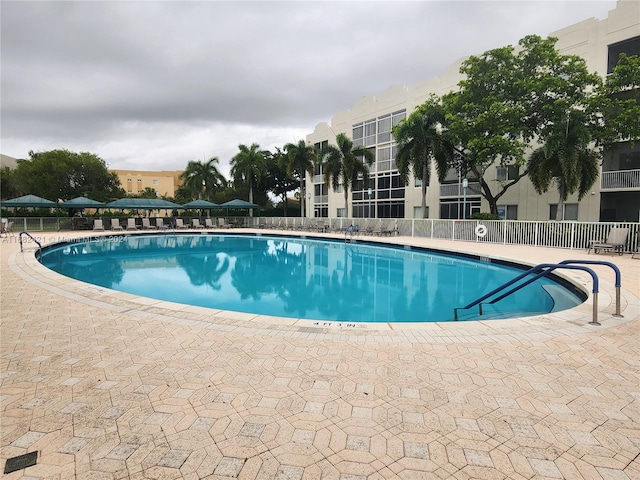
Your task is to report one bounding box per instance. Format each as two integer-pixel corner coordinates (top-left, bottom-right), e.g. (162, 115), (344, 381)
(60, 197), (107, 210)
(0, 194), (58, 208)
(106, 198), (182, 210)
(181, 199), (222, 217)
(219, 199), (259, 209)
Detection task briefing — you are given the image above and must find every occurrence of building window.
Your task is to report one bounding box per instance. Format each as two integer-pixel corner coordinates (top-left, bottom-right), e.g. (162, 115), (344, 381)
(337, 208), (346, 218)
(607, 35), (640, 74)
(152, 179), (159, 185)
(496, 165), (519, 181)
(414, 177), (422, 187)
(413, 206), (428, 218)
(549, 203), (578, 220)
(378, 114), (392, 143)
(363, 119), (376, 146)
(137, 178), (142, 183)
(497, 205), (518, 220)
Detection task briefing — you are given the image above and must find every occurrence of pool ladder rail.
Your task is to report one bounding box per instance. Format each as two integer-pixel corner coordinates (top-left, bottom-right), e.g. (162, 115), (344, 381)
(19, 231), (43, 258)
(453, 260), (623, 326)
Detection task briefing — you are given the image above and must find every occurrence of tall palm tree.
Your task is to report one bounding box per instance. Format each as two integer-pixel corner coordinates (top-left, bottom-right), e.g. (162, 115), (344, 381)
(527, 114), (600, 220)
(392, 98), (454, 219)
(284, 140), (317, 217)
(180, 157), (226, 201)
(321, 133), (375, 217)
(230, 143), (267, 208)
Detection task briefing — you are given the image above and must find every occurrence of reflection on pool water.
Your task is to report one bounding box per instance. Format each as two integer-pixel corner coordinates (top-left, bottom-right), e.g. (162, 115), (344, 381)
(39, 234), (585, 323)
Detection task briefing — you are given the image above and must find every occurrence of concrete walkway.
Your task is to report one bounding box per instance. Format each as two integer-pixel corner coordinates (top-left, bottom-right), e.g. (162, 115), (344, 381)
(1, 230), (639, 479)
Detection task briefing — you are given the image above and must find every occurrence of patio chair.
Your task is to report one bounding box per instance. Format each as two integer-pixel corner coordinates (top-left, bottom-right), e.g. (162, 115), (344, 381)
(110, 219), (124, 231)
(1, 221), (14, 236)
(142, 218), (157, 230)
(126, 218), (139, 231)
(174, 218), (189, 229)
(217, 217), (232, 229)
(93, 219), (105, 231)
(192, 219), (205, 229)
(588, 227), (629, 255)
(155, 218), (166, 229)
(204, 218), (215, 228)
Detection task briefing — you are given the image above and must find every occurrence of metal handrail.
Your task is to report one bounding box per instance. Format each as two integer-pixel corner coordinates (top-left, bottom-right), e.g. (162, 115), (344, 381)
(454, 263), (602, 325)
(19, 231), (42, 257)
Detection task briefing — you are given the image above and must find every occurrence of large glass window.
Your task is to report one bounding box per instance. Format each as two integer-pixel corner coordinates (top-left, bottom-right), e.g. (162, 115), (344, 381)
(497, 204), (518, 220)
(549, 203), (578, 220)
(413, 206), (429, 218)
(364, 120), (377, 146)
(496, 165), (520, 181)
(608, 35), (640, 73)
(378, 115), (392, 143)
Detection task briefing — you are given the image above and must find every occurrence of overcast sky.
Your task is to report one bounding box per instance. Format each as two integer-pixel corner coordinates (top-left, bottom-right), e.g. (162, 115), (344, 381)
(1, 0), (617, 178)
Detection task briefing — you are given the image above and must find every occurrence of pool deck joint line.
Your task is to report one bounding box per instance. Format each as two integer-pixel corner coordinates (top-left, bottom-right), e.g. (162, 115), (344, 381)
(1, 229), (639, 480)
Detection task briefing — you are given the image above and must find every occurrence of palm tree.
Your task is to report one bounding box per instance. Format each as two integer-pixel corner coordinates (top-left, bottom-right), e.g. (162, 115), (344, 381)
(321, 133), (375, 217)
(392, 98), (454, 219)
(180, 157), (226, 201)
(230, 143), (267, 208)
(284, 140), (317, 217)
(527, 114), (600, 221)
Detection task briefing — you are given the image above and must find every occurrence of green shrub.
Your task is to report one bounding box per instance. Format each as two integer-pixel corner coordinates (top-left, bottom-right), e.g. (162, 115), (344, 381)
(469, 212), (501, 220)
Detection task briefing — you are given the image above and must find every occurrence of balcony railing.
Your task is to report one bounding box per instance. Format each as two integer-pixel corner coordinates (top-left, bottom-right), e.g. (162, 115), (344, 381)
(601, 169), (640, 190)
(440, 182), (481, 197)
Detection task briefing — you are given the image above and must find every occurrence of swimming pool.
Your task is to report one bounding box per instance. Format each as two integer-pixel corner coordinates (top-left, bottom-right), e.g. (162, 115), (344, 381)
(39, 233), (585, 323)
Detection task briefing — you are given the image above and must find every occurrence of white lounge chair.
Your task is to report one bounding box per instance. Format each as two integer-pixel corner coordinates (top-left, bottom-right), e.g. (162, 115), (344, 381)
(142, 218), (157, 230)
(217, 217), (232, 229)
(204, 218), (215, 228)
(126, 218), (139, 231)
(111, 219), (124, 231)
(175, 218), (188, 229)
(588, 227), (629, 255)
(192, 219), (205, 229)
(155, 218), (166, 229)
(93, 219), (105, 231)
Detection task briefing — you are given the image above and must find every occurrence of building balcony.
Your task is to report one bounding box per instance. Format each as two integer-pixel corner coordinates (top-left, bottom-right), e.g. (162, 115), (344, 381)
(440, 182), (481, 197)
(601, 169), (640, 190)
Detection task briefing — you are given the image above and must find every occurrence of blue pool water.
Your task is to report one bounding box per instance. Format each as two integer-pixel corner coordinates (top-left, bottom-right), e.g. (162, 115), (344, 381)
(39, 233), (585, 323)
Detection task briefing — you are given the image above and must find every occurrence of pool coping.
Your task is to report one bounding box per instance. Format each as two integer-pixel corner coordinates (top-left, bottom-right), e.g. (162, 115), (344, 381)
(7, 229), (639, 344)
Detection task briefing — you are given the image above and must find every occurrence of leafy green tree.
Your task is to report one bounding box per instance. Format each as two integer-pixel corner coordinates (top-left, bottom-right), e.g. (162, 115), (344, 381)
(320, 133), (375, 217)
(230, 143), (268, 210)
(443, 35), (602, 214)
(528, 114), (600, 221)
(263, 148), (298, 216)
(392, 96), (454, 219)
(131, 187), (159, 199)
(5, 149), (124, 202)
(284, 140), (317, 217)
(180, 157), (226, 201)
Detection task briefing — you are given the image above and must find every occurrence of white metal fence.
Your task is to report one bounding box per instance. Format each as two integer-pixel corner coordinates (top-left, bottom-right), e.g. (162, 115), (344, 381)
(3, 216), (639, 253)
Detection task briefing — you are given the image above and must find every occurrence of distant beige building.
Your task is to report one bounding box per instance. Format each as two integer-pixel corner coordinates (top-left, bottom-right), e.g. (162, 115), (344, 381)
(0, 154), (18, 169)
(306, 0), (640, 222)
(110, 169), (183, 197)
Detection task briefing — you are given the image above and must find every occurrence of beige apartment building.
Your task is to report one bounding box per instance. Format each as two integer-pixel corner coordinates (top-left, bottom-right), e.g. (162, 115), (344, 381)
(305, 0), (640, 222)
(110, 169), (183, 197)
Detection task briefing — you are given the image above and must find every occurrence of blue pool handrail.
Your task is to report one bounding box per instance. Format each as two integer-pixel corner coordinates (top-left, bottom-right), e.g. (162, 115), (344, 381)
(19, 231), (42, 257)
(453, 262), (614, 325)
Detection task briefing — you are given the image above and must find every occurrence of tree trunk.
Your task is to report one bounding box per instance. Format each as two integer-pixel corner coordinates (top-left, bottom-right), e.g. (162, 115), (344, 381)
(344, 189), (349, 218)
(249, 184), (254, 218)
(421, 162), (429, 218)
(300, 178), (305, 218)
(556, 179), (566, 221)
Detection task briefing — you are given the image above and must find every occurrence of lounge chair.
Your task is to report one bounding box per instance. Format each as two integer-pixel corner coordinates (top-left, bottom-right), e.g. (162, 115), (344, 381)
(204, 218), (214, 228)
(142, 218), (157, 230)
(317, 220), (326, 233)
(175, 218), (189, 229)
(93, 219), (105, 231)
(126, 218), (139, 231)
(217, 217), (232, 229)
(111, 219), (124, 231)
(192, 219), (205, 229)
(155, 218), (166, 229)
(588, 227), (628, 255)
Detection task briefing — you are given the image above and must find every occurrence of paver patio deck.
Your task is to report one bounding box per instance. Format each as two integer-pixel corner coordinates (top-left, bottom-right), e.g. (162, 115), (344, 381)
(1, 229), (639, 479)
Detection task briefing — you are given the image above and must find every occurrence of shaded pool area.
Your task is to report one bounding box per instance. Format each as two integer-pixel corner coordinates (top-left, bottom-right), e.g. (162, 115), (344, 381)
(38, 233), (586, 322)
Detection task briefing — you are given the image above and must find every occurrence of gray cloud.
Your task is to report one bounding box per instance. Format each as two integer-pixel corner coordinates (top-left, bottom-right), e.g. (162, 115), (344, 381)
(1, 0), (616, 175)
